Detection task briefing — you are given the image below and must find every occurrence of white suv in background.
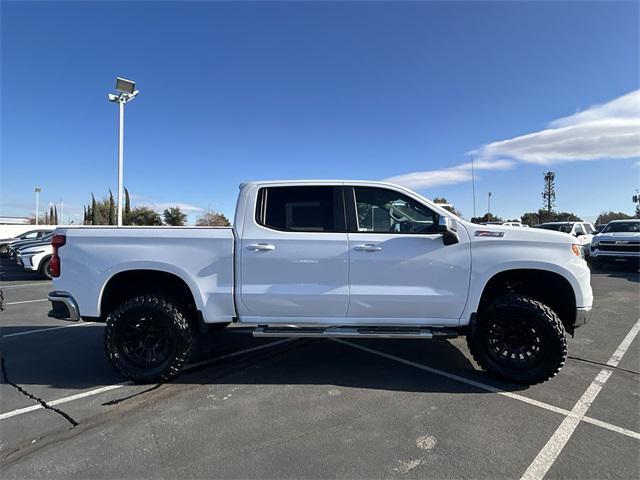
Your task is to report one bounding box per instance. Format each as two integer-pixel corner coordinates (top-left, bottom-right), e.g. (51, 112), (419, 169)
(536, 222), (595, 253)
(17, 243), (54, 279)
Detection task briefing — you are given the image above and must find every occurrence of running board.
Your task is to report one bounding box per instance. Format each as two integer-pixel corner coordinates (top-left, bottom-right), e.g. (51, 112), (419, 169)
(252, 326), (458, 339)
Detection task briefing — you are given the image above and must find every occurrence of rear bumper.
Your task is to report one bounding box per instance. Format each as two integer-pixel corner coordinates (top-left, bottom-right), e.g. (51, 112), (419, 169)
(574, 306), (591, 328)
(48, 291), (80, 321)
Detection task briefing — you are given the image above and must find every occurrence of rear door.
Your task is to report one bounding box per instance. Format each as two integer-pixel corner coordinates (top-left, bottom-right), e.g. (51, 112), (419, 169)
(238, 185), (350, 320)
(345, 185), (471, 322)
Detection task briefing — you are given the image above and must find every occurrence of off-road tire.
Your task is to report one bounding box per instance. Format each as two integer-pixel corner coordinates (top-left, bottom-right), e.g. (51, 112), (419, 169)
(467, 294), (567, 385)
(105, 295), (195, 383)
(39, 257), (53, 280)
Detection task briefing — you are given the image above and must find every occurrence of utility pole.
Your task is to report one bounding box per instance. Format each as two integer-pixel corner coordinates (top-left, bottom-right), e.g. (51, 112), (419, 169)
(488, 192), (492, 217)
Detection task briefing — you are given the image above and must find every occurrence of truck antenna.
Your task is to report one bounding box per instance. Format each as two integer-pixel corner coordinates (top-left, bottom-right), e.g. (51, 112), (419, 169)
(470, 153), (477, 218)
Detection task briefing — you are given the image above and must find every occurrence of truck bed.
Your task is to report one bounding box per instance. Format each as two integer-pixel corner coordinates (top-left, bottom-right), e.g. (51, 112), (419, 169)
(54, 227), (235, 323)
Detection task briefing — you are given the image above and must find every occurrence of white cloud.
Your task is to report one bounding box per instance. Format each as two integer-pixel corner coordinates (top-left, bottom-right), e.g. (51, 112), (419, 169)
(550, 90), (640, 128)
(385, 90), (639, 190)
(384, 159), (513, 190)
(476, 90), (640, 165)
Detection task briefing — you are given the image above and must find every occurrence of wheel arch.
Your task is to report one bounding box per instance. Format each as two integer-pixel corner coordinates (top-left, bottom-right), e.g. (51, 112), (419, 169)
(98, 267), (202, 322)
(475, 268), (578, 334)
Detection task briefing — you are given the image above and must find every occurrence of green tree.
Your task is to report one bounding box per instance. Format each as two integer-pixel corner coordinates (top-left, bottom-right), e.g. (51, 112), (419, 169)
(91, 194), (97, 225)
(596, 211), (632, 225)
(108, 190), (116, 225)
(470, 213), (503, 224)
(520, 209), (582, 227)
(124, 188), (132, 225)
(129, 206), (163, 226)
(196, 210), (231, 226)
(433, 197), (462, 217)
(163, 206), (187, 226)
(53, 205), (59, 224)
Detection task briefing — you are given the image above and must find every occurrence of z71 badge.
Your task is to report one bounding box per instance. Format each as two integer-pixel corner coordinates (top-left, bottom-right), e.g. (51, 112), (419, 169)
(475, 231), (505, 237)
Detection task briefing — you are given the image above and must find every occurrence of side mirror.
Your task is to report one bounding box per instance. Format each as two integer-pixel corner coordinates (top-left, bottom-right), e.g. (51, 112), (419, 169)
(437, 216), (459, 245)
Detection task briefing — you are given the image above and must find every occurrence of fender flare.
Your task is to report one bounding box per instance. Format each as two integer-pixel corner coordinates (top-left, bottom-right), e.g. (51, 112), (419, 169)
(96, 261), (205, 317)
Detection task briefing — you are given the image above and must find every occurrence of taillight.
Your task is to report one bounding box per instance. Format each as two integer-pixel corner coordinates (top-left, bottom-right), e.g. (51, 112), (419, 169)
(50, 234), (66, 277)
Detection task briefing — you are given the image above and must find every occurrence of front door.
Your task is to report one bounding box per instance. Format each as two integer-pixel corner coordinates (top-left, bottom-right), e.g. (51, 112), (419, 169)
(239, 185), (350, 320)
(345, 186), (471, 323)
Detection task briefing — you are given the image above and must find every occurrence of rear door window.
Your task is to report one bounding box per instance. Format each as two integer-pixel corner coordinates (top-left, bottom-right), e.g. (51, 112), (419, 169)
(256, 186), (345, 233)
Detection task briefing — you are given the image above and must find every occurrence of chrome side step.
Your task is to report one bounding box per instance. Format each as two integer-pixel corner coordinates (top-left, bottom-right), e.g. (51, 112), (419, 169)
(252, 326), (458, 339)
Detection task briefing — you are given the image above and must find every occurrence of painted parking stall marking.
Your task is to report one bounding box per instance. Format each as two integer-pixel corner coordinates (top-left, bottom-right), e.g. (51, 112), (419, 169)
(334, 338), (640, 442)
(521, 317), (640, 480)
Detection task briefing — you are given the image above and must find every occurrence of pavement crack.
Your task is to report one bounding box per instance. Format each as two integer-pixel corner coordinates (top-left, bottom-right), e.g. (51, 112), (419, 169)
(0, 351), (79, 428)
(567, 355), (639, 375)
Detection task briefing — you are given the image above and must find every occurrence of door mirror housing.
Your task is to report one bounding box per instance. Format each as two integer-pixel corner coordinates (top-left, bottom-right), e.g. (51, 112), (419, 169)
(437, 216), (459, 245)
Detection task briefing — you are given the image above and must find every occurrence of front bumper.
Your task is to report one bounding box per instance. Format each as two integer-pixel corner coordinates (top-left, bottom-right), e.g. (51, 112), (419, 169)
(574, 306), (592, 328)
(48, 291), (80, 321)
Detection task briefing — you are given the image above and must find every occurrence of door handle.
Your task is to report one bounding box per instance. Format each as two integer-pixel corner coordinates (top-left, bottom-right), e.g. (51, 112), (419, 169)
(247, 243), (276, 251)
(354, 244), (382, 252)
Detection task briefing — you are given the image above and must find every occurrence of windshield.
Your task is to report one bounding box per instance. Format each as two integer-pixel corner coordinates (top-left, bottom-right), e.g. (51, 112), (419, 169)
(602, 222), (640, 233)
(538, 223), (573, 233)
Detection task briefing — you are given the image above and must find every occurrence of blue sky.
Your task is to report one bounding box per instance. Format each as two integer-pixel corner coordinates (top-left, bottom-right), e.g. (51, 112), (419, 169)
(1, 1), (638, 224)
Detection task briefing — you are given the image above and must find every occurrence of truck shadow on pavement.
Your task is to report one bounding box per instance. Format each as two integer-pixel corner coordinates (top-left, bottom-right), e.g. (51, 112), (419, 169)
(1, 325), (529, 396)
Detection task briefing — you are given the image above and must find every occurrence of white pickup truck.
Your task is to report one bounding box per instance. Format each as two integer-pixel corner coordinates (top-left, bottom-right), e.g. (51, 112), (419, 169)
(48, 180), (592, 385)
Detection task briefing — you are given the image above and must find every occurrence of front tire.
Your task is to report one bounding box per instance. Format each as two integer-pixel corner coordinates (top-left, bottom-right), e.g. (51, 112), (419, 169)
(467, 295), (567, 385)
(105, 295), (195, 383)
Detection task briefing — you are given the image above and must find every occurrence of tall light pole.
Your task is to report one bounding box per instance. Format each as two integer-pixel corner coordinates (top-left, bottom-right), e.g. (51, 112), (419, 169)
(34, 187), (42, 225)
(488, 192), (492, 217)
(108, 77), (139, 226)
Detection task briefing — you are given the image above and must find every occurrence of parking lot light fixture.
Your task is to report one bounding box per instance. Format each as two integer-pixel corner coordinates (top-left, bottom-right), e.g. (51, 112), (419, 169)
(108, 77), (139, 226)
(34, 187), (42, 226)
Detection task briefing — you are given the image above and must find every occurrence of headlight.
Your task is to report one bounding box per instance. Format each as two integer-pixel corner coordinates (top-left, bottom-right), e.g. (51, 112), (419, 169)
(571, 244), (584, 259)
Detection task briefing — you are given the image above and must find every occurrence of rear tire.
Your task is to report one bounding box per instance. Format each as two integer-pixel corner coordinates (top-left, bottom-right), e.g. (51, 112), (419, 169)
(105, 295), (195, 383)
(467, 294), (567, 385)
(40, 257), (53, 280)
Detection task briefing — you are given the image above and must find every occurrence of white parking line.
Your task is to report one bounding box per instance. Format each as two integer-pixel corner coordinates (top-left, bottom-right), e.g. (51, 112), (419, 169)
(521, 317), (640, 480)
(0, 385), (125, 420)
(0, 339), (295, 421)
(5, 299), (48, 306)
(1, 322), (97, 338)
(334, 338), (640, 441)
(0, 283), (47, 289)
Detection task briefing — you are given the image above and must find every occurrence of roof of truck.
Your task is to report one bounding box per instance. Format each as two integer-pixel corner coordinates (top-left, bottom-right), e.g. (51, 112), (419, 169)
(239, 179), (401, 189)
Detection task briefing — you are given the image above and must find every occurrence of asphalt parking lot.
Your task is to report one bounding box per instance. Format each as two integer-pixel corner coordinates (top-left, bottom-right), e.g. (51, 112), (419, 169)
(0, 258), (638, 479)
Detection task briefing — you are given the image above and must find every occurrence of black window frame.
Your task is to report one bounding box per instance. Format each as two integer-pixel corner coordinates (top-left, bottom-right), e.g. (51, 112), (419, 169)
(344, 186), (440, 235)
(255, 185), (347, 233)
